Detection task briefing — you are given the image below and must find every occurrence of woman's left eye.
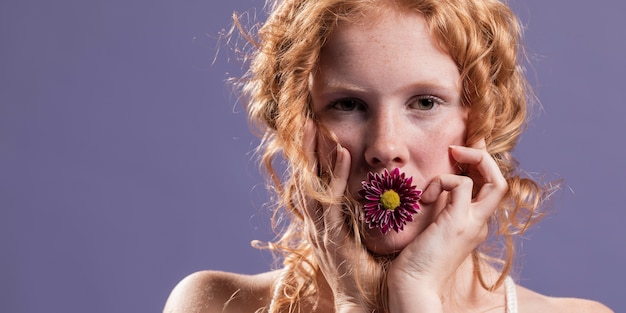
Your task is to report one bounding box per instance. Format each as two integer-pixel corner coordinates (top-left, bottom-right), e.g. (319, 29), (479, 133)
(408, 95), (443, 110)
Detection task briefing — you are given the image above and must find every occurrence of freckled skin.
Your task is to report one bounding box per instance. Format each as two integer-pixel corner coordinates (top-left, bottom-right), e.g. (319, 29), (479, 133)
(310, 10), (468, 254)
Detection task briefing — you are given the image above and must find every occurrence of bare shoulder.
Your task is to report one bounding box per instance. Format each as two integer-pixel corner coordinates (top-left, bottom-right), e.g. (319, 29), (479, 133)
(516, 284), (614, 313)
(549, 297), (614, 313)
(163, 270), (280, 313)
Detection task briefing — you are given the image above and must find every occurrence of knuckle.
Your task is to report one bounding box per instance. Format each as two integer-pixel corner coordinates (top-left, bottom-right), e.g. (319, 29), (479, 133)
(499, 179), (509, 194)
(493, 176), (509, 196)
(459, 175), (474, 188)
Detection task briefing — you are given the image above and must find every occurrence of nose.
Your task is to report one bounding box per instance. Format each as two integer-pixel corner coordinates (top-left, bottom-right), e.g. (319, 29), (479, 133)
(364, 108), (409, 169)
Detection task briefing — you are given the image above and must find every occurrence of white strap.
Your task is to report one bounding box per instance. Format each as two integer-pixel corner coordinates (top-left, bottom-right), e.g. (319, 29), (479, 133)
(504, 276), (518, 313)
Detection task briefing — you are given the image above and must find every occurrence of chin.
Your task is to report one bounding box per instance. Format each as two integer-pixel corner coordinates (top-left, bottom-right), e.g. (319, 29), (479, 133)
(362, 219), (424, 256)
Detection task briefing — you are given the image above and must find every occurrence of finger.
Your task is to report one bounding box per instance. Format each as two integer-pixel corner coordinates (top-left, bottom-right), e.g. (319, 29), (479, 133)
(420, 174), (473, 214)
(449, 145), (507, 219)
(449, 145), (502, 185)
(323, 144), (351, 227)
(302, 120), (325, 227)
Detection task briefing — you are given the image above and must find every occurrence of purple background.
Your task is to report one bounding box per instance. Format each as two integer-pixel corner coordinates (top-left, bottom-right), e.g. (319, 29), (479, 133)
(1, 0), (624, 312)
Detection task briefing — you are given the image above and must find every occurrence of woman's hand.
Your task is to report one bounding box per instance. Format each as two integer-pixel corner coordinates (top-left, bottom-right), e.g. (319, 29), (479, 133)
(387, 140), (508, 312)
(302, 121), (379, 313)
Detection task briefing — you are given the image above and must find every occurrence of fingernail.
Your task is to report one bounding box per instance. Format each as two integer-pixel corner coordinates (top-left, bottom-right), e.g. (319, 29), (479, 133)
(336, 143), (343, 160)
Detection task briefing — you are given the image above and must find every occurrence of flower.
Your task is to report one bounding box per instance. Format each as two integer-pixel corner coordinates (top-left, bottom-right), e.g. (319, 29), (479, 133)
(359, 168), (422, 234)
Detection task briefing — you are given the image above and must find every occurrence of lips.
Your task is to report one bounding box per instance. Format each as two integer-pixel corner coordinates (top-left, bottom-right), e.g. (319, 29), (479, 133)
(358, 168), (422, 234)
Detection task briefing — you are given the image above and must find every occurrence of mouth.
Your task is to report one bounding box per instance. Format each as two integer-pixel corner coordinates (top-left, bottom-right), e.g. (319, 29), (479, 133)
(357, 168), (423, 235)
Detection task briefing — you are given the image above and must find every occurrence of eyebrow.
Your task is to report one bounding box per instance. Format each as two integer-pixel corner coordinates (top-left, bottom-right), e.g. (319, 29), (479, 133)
(403, 80), (460, 96)
(318, 80), (369, 94)
(318, 79), (459, 97)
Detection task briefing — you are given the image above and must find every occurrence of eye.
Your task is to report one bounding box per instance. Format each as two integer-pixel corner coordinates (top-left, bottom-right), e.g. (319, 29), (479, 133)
(409, 95), (443, 110)
(329, 98), (366, 111)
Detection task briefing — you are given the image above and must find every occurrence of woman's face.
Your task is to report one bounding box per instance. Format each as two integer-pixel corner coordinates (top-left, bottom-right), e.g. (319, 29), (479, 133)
(310, 8), (469, 255)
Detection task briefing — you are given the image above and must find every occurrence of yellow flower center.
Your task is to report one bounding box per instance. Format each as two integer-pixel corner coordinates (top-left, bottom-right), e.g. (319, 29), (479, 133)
(380, 190), (401, 211)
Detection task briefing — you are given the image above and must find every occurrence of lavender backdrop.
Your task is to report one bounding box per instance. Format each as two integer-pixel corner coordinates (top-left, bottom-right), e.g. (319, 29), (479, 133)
(1, 0), (624, 312)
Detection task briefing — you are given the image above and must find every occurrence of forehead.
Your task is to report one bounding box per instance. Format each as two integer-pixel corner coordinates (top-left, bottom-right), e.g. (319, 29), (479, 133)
(324, 8), (432, 51)
(315, 8), (460, 93)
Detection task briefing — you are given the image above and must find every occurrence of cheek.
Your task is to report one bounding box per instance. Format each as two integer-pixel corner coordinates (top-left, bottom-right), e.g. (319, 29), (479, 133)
(417, 141), (453, 171)
(413, 123), (467, 178)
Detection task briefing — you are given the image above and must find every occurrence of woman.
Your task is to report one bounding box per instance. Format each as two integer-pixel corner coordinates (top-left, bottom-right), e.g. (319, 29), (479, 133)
(165, 0), (613, 312)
